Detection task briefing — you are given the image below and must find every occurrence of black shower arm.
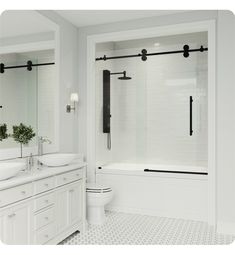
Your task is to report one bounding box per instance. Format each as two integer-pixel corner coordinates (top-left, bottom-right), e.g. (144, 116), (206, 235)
(110, 71), (125, 75)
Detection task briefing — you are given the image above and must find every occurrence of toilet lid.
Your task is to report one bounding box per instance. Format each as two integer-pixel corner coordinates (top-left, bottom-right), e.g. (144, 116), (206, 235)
(86, 183), (112, 193)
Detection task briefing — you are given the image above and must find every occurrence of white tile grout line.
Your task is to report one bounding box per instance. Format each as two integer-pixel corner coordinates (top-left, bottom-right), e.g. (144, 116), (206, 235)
(60, 211), (235, 245)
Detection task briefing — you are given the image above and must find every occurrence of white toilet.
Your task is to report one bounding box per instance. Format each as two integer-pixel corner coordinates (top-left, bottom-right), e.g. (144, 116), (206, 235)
(86, 183), (113, 225)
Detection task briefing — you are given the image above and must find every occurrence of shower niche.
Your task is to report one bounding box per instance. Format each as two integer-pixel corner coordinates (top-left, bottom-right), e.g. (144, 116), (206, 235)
(96, 32), (208, 171)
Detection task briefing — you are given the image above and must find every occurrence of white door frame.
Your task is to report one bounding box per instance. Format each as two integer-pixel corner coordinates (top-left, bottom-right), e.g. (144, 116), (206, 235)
(87, 20), (216, 226)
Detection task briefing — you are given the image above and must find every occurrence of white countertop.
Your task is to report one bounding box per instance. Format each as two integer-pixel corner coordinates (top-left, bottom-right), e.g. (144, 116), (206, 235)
(0, 161), (87, 191)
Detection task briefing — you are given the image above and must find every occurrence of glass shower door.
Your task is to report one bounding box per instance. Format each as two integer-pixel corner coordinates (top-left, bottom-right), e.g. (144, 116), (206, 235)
(144, 47), (208, 167)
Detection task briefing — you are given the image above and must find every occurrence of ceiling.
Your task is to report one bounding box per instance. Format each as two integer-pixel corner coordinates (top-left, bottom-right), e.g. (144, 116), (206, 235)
(55, 10), (185, 28)
(0, 10), (55, 38)
(0, 10), (186, 39)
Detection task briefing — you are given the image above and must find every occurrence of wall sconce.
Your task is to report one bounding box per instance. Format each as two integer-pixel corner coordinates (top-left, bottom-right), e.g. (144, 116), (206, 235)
(66, 93), (79, 113)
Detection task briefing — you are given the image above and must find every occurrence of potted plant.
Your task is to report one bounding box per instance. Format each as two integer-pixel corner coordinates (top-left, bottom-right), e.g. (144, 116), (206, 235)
(0, 123), (8, 141)
(11, 123), (36, 158)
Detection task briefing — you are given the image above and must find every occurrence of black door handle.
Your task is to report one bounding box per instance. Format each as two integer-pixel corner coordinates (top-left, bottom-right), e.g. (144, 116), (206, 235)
(190, 96), (193, 136)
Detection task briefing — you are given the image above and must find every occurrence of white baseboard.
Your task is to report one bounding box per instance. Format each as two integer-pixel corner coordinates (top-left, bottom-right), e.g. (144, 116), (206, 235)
(217, 221), (235, 235)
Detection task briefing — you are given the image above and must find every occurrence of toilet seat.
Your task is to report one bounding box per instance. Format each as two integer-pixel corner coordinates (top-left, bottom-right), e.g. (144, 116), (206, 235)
(86, 183), (112, 193)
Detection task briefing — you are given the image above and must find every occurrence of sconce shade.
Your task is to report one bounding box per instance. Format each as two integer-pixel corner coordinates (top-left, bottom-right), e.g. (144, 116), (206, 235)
(66, 93), (79, 113)
(70, 93), (79, 102)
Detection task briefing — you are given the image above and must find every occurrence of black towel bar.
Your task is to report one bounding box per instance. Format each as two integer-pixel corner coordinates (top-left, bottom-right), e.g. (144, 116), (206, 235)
(144, 169), (208, 175)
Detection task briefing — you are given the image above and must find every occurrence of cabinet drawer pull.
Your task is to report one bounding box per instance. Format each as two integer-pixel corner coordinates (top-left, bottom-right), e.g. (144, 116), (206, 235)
(44, 234), (49, 238)
(45, 199), (49, 203)
(21, 191), (26, 195)
(44, 183), (49, 187)
(63, 177), (67, 181)
(69, 189), (74, 193)
(44, 217), (49, 220)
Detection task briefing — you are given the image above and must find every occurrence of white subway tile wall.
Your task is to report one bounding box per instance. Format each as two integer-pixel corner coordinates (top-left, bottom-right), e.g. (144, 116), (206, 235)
(96, 33), (208, 167)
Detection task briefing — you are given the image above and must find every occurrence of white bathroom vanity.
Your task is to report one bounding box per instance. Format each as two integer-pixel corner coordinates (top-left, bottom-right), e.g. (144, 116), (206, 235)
(0, 162), (86, 245)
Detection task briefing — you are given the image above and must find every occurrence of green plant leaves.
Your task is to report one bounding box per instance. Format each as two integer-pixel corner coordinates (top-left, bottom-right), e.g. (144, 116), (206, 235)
(11, 123), (36, 145)
(0, 123), (8, 141)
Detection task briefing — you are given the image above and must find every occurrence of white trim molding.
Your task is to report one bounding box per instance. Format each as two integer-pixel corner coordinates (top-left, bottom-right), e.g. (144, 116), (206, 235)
(0, 40), (55, 55)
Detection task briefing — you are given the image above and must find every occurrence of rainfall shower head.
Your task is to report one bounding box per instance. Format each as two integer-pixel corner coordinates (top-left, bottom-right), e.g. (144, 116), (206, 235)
(118, 71), (132, 80)
(110, 71), (132, 80)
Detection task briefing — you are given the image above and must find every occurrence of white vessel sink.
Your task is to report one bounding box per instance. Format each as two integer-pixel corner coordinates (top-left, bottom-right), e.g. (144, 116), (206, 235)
(37, 153), (77, 167)
(0, 162), (26, 181)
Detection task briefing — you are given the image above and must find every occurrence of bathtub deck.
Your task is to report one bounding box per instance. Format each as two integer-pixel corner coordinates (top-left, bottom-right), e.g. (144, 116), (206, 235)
(60, 211), (234, 245)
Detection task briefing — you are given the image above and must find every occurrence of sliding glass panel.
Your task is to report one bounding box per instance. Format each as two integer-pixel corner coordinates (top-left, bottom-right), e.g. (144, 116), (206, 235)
(95, 32), (208, 168)
(145, 42), (207, 167)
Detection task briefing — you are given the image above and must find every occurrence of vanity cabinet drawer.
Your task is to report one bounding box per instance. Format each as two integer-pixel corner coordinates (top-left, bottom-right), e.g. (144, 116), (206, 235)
(34, 223), (55, 244)
(34, 177), (55, 195)
(0, 183), (32, 207)
(56, 170), (82, 187)
(34, 193), (54, 212)
(34, 207), (54, 230)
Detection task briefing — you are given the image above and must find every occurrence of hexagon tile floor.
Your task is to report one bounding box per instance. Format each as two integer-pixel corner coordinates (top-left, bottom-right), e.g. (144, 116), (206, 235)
(60, 211), (234, 245)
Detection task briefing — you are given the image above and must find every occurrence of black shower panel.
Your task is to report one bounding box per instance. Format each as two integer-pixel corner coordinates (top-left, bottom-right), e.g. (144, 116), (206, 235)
(103, 70), (111, 133)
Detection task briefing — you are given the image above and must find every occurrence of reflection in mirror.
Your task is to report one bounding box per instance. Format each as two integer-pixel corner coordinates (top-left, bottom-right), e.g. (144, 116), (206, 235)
(0, 53), (37, 149)
(0, 10), (58, 159)
(0, 49), (55, 151)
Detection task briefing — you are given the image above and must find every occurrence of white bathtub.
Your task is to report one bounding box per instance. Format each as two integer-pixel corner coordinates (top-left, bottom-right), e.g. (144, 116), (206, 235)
(97, 163), (207, 176)
(96, 163), (208, 222)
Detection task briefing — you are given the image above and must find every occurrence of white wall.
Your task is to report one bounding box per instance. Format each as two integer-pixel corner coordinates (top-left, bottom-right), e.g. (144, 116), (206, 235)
(38, 11), (79, 153)
(216, 11), (235, 235)
(37, 56), (56, 146)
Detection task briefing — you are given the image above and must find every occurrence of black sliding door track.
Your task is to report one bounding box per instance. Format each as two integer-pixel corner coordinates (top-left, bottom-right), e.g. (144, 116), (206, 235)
(144, 169), (208, 175)
(0, 61), (55, 74)
(96, 45), (208, 61)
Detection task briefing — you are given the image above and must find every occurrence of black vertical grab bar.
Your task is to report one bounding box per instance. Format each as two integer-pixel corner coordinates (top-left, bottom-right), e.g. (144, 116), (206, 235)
(190, 96), (193, 136)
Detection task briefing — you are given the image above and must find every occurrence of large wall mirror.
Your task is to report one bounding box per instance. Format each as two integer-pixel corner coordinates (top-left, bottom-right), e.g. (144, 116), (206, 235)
(0, 11), (59, 159)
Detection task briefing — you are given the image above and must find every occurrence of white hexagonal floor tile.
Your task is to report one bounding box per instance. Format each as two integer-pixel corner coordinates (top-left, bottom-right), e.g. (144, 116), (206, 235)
(60, 211), (234, 245)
